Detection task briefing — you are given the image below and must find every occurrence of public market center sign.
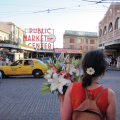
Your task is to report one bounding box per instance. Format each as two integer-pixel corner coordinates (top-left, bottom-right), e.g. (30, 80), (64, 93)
(23, 28), (56, 49)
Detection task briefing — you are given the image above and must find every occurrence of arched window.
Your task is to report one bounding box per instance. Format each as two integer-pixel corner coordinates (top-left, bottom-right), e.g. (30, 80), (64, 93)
(99, 29), (102, 37)
(108, 22), (113, 33)
(103, 26), (107, 35)
(115, 17), (120, 30)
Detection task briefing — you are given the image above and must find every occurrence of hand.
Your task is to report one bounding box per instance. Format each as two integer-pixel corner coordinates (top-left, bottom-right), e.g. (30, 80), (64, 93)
(58, 93), (65, 102)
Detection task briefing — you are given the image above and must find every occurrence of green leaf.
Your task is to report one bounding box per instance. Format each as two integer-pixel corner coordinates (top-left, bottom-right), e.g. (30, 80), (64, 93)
(55, 60), (60, 70)
(71, 57), (75, 65)
(60, 53), (64, 62)
(40, 74), (45, 77)
(43, 64), (49, 70)
(41, 88), (51, 95)
(75, 74), (81, 81)
(75, 59), (79, 67)
(40, 86), (50, 90)
(53, 63), (56, 69)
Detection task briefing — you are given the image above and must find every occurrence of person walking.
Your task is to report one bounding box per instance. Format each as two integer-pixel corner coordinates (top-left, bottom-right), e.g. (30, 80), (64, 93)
(116, 55), (120, 69)
(58, 50), (117, 120)
(111, 57), (115, 67)
(6, 57), (9, 66)
(0, 59), (3, 66)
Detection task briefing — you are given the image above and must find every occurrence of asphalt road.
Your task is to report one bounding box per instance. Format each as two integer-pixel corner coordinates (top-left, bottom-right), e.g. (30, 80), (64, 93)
(0, 70), (120, 120)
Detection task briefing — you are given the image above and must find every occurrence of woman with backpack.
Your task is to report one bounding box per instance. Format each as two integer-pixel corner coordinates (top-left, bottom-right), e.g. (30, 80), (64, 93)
(58, 50), (117, 120)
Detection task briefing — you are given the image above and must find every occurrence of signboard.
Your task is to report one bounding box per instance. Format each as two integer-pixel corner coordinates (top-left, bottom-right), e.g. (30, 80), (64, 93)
(55, 49), (82, 53)
(23, 28), (56, 49)
(65, 30), (98, 36)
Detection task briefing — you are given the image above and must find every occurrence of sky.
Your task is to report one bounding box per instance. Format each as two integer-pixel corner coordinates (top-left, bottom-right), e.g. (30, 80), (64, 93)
(0, 0), (115, 48)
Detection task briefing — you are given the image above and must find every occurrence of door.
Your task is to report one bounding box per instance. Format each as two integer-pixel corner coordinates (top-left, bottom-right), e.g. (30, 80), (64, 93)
(21, 60), (35, 75)
(6, 60), (23, 75)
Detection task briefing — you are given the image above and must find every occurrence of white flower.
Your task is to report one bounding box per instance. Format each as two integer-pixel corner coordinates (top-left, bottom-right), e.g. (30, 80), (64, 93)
(80, 70), (84, 75)
(75, 69), (79, 76)
(47, 70), (52, 75)
(49, 73), (71, 94)
(69, 66), (75, 75)
(86, 67), (95, 75)
(62, 66), (65, 70)
(44, 74), (51, 79)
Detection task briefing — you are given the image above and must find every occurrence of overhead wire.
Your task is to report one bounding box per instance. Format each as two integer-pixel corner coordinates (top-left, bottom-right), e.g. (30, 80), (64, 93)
(0, 2), (112, 18)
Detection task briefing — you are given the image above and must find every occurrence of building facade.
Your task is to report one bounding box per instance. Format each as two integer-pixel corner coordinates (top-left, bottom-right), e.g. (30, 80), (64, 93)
(0, 28), (10, 40)
(0, 22), (25, 44)
(98, 2), (120, 57)
(63, 30), (98, 52)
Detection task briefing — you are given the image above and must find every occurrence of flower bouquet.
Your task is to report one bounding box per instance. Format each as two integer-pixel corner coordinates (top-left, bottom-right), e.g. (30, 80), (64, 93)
(40, 53), (81, 95)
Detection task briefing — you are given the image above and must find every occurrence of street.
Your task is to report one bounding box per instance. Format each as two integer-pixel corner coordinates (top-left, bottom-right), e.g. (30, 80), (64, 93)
(0, 71), (120, 120)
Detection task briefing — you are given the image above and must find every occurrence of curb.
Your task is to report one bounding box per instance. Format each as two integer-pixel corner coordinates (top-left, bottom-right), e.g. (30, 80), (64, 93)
(107, 69), (120, 71)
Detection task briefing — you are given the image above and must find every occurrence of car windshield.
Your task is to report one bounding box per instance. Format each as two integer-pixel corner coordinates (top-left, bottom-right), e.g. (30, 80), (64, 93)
(38, 58), (42, 61)
(37, 59), (44, 64)
(43, 58), (50, 60)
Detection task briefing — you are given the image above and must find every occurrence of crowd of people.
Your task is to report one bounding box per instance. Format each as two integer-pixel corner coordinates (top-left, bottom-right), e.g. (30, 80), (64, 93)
(0, 57), (10, 66)
(105, 55), (120, 69)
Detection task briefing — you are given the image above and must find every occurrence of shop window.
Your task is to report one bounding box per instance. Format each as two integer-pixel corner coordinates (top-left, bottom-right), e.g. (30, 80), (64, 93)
(110, 9), (112, 15)
(90, 40), (95, 44)
(108, 22), (113, 32)
(115, 17), (120, 30)
(103, 26), (107, 35)
(86, 46), (88, 51)
(70, 38), (74, 43)
(86, 39), (88, 44)
(69, 45), (74, 49)
(99, 29), (102, 37)
(90, 46), (95, 50)
(81, 39), (83, 44)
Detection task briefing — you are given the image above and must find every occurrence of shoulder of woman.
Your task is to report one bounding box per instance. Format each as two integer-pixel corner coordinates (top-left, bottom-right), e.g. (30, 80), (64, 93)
(68, 82), (82, 93)
(108, 88), (116, 103)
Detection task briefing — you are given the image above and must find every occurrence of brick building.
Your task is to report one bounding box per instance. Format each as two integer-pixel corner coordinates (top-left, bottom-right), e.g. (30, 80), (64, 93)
(63, 30), (98, 52)
(98, 2), (120, 57)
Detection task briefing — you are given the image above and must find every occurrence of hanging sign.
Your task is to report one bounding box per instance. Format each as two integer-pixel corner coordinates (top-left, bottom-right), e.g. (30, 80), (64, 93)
(23, 28), (56, 49)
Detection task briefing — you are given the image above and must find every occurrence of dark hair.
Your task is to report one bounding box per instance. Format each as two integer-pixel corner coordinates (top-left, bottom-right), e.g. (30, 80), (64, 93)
(81, 50), (108, 87)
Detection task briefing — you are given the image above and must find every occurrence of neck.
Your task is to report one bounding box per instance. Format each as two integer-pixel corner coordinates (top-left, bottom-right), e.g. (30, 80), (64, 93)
(92, 76), (99, 82)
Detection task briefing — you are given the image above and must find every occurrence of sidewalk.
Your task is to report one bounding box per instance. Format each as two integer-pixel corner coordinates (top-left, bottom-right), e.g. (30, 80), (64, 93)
(107, 66), (120, 71)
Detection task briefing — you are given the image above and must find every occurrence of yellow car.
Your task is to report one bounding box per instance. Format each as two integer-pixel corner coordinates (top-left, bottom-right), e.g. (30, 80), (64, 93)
(0, 59), (47, 78)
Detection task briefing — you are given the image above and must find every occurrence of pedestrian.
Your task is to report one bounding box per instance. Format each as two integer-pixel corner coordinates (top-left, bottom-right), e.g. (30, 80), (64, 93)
(111, 57), (115, 67)
(116, 55), (120, 69)
(6, 57), (9, 66)
(0, 59), (3, 66)
(58, 50), (117, 120)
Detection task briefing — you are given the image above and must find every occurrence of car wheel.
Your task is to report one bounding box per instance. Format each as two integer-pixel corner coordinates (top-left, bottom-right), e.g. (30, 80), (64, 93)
(33, 70), (43, 78)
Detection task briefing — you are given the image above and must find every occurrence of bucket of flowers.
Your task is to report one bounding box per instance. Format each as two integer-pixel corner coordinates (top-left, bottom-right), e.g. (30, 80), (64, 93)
(40, 53), (81, 95)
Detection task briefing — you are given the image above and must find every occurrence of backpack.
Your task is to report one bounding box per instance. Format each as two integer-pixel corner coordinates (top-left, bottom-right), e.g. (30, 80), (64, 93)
(72, 88), (105, 120)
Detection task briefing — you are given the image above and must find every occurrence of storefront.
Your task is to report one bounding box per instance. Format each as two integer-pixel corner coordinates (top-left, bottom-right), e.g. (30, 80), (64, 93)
(54, 48), (83, 59)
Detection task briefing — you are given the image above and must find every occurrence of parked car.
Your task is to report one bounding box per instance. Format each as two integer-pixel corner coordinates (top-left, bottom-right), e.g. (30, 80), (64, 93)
(0, 59), (47, 78)
(37, 57), (51, 64)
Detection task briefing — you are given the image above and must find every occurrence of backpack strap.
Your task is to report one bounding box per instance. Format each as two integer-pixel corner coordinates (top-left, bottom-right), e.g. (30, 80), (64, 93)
(84, 88), (89, 99)
(94, 88), (106, 102)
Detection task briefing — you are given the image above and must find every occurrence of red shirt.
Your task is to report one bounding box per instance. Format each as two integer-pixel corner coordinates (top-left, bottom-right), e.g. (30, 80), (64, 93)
(70, 82), (108, 119)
